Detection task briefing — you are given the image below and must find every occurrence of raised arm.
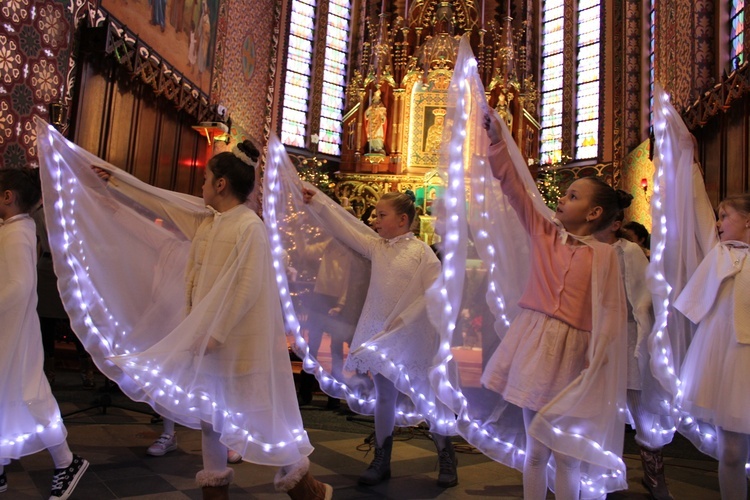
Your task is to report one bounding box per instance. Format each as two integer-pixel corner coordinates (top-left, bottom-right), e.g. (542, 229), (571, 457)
(483, 113), (550, 235)
(302, 187), (378, 258)
(92, 165), (207, 240)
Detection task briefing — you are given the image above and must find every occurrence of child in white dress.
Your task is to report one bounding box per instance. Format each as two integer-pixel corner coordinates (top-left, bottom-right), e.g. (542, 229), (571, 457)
(650, 85), (750, 500)
(0, 168), (88, 500)
(40, 135), (331, 500)
(673, 193), (750, 499)
(594, 211), (674, 500)
(302, 188), (459, 487)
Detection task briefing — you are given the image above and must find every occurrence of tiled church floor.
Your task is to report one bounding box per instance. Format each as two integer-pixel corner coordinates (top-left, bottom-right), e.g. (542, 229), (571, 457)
(4, 364), (722, 499)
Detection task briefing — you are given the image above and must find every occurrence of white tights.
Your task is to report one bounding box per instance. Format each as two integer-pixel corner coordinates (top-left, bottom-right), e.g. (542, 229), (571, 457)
(201, 421), (227, 473)
(373, 374), (398, 446)
(522, 408), (581, 500)
(163, 418), (175, 436)
(0, 442), (73, 476)
(627, 389), (659, 449)
(717, 427), (749, 500)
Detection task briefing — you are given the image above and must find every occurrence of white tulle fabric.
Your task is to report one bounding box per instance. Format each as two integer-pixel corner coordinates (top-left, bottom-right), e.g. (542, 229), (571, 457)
(35, 120), (313, 467)
(0, 215), (68, 462)
(650, 84), (750, 460)
(614, 238), (675, 449)
(263, 135), (456, 434)
(426, 36), (629, 498)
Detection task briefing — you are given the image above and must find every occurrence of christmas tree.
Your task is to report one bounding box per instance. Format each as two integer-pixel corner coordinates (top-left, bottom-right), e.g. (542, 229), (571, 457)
(536, 164), (563, 211)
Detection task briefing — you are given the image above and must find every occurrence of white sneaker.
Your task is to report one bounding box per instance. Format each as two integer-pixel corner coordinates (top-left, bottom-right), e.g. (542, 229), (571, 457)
(146, 433), (177, 456)
(227, 450), (243, 464)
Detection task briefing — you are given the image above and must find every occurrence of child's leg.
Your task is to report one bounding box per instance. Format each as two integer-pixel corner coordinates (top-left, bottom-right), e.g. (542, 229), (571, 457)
(163, 418), (175, 436)
(200, 421), (227, 472)
(522, 408), (551, 500)
(195, 422), (233, 496)
(628, 389), (673, 499)
(373, 373), (398, 446)
(147, 418), (177, 456)
(47, 441), (74, 469)
(717, 427), (749, 500)
(552, 450), (581, 500)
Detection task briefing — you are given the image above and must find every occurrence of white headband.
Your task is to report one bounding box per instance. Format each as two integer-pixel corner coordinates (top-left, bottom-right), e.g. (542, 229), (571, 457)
(232, 146), (258, 168)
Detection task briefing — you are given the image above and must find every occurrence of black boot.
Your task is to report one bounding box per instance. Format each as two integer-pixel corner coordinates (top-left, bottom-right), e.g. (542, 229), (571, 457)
(640, 446), (673, 500)
(434, 436), (458, 488)
(358, 436), (393, 485)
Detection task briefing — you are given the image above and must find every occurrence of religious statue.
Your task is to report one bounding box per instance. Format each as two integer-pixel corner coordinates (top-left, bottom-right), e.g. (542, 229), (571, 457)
(496, 92), (513, 130)
(364, 90), (387, 154)
(424, 108), (446, 153)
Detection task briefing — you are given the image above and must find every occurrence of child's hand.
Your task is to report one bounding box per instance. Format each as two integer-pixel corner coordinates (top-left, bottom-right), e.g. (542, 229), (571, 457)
(328, 306), (342, 316)
(302, 188), (316, 204)
(91, 166), (111, 182)
(482, 112), (504, 146)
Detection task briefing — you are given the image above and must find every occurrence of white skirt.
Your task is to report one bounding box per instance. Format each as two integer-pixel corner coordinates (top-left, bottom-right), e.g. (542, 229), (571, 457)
(482, 309), (590, 412)
(679, 282), (750, 434)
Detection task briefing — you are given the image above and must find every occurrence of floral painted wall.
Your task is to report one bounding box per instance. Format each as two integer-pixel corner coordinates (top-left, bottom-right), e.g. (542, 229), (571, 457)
(0, 0), (84, 168)
(214, 0), (278, 146)
(655, 0), (714, 112)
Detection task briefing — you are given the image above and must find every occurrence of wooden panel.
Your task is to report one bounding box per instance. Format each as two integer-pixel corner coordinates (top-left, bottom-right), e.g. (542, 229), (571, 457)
(132, 97), (158, 183)
(107, 82), (137, 170)
(154, 113), (178, 189)
(174, 124), (199, 194)
(725, 102), (745, 197)
(74, 66), (108, 157)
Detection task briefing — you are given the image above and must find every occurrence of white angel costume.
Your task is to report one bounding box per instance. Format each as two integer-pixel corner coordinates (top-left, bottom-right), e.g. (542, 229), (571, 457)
(650, 84), (750, 460)
(611, 237), (675, 449)
(426, 36), (629, 498)
(0, 214), (68, 464)
(263, 136), (456, 434)
(35, 121), (312, 467)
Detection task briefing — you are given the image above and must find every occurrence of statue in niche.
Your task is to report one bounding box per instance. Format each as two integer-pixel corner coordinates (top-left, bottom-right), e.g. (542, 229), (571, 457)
(424, 108), (447, 153)
(364, 90), (387, 154)
(496, 91), (513, 130)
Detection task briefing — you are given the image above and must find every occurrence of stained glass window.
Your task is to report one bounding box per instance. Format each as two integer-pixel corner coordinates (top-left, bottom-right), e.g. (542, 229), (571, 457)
(540, 0), (564, 165)
(575, 0), (600, 160)
(540, 0), (601, 163)
(318, 0), (351, 155)
(730, 1), (745, 70)
(281, 0), (316, 148)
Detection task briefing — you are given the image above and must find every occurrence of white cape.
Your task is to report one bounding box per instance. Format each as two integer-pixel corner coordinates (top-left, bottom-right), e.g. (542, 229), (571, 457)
(263, 135), (457, 434)
(35, 120), (313, 466)
(426, 36), (629, 498)
(649, 84), (749, 461)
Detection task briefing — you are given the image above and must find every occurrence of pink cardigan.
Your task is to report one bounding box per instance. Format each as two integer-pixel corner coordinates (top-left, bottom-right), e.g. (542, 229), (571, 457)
(489, 141), (593, 332)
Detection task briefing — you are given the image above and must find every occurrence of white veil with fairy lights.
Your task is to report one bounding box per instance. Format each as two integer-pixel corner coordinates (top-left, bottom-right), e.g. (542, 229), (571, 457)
(35, 120), (313, 467)
(263, 135), (457, 434)
(648, 84), (725, 458)
(426, 36), (629, 498)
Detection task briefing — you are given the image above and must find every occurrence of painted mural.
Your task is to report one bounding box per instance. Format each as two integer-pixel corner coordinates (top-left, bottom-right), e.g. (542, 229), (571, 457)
(101, 0), (219, 93)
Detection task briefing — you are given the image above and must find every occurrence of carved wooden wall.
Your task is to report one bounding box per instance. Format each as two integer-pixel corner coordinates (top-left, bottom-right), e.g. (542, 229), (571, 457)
(693, 92), (750, 207)
(72, 50), (209, 197)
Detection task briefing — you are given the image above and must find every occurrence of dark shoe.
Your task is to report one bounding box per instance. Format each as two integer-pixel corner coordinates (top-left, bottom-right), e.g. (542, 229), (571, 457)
(436, 439), (458, 488)
(196, 468), (233, 500)
(49, 454), (89, 500)
(274, 457), (332, 500)
(325, 397), (340, 410)
(358, 435), (393, 485)
(640, 446), (673, 500)
(0, 471), (7, 493)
